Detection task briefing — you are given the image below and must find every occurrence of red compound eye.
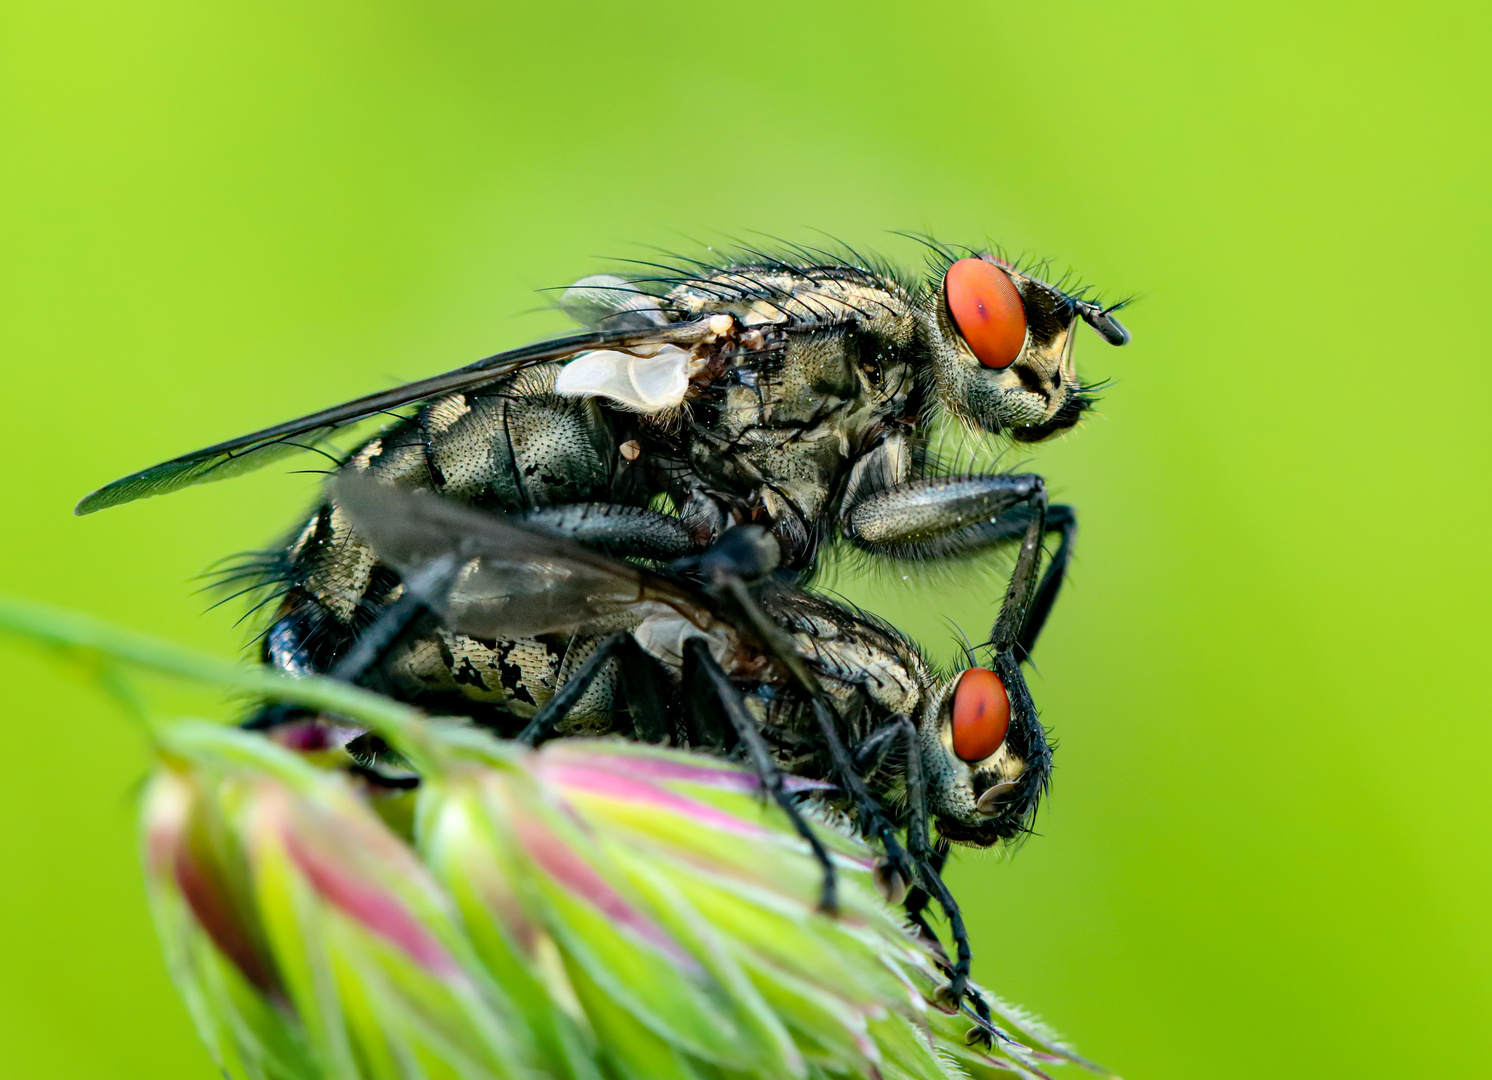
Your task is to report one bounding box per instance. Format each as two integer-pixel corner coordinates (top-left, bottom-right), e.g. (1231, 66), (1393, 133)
(944, 258), (1027, 370)
(950, 667), (1011, 763)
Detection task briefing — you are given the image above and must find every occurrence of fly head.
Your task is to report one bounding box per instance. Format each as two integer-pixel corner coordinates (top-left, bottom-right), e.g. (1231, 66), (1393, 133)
(916, 663), (1050, 847)
(923, 254), (1128, 443)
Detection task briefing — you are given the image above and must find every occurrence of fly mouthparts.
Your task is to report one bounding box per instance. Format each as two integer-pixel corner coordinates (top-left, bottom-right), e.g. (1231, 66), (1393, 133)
(974, 781), (1020, 816)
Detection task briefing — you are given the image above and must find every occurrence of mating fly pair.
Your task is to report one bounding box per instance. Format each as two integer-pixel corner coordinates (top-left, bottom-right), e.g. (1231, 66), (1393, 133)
(76, 239), (1129, 1006)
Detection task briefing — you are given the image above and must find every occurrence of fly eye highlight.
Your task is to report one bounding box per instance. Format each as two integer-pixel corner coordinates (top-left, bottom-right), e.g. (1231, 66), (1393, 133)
(944, 258), (1027, 370)
(950, 667), (1011, 763)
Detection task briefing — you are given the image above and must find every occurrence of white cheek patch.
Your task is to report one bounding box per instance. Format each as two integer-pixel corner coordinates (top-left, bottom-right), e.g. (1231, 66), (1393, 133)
(554, 345), (692, 412)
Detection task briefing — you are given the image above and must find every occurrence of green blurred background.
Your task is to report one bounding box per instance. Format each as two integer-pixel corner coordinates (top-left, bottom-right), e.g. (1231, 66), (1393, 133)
(3, 1), (1489, 1076)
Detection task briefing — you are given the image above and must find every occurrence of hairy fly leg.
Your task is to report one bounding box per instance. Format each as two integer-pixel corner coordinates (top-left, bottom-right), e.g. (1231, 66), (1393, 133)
(890, 832), (999, 1046)
(681, 525), (915, 893)
(890, 482), (1051, 1031)
(682, 636), (839, 914)
(841, 473), (1073, 659)
(677, 524), (832, 701)
(850, 721), (903, 775)
(894, 714), (977, 1013)
(896, 839), (948, 959)
(978, 484), (1056, 830)
(513, 503), (698, 560)
(850, 716), (960, 963)
(808, 699), (916, 903)
(1016, 502), (1073, 659)
(516, 631), (671, 746)
(987, 480), (1048, 656)
(616, 636), (675, 744)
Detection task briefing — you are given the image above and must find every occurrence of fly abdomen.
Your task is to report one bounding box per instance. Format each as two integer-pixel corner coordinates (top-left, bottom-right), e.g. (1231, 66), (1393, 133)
(262, 363), (627, 686)
(421, 365), (618, 507)
(376, 626), (564, 728)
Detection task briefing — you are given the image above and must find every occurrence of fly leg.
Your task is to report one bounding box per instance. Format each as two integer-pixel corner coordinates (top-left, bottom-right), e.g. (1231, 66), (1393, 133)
(850, 720), (911, 775)
(984, 486), (1055, 786)
(942, 489), (1052, 1037)
(898, 840), (949, 959)
(986, 479), (1050, 657)
(617, 638), (675, 744)
(852, 720), (947, 917)
(515, 503), (699, 560)
(682, 527), (913, 895)
(897, 840), (1000, 1046)
(678, 525), (834, 706)
(682, 636), (839, 914)
(894, 714), (978, 1014)
(1014, 502), (1073, 659)
(853, 717), (980, 1011)
(870, 490), (1050, 1024)
(841, 474), (1072, 658)
(517, 631), (670, 746)
(809, 699), (916, 903)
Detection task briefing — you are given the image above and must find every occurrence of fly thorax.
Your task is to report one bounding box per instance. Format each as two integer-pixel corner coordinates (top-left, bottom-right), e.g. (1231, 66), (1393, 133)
(665, 268), (916, 337)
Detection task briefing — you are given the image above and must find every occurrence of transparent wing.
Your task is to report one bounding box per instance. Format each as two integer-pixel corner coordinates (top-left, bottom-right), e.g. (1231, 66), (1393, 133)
(75, 321), (717, 515)
(330, 473), (717, 640)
